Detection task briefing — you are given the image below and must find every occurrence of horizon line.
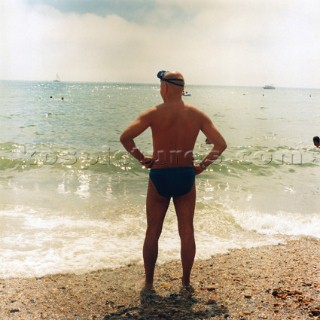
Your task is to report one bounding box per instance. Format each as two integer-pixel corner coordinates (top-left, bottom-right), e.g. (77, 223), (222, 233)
(0, 79), (319, 90)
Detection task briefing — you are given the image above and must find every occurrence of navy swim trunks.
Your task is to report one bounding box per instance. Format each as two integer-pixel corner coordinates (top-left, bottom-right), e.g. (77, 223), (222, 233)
(149, 167), (195, 197)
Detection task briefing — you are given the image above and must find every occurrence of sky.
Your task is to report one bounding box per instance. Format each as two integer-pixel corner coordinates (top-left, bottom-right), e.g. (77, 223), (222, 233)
(1, 0), (320, 88)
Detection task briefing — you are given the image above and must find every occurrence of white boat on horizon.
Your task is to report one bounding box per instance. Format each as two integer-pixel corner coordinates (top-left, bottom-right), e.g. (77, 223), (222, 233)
(263, 85), (275, 89)
(182, 90), (191, 96)
(53, 74), (61, 82)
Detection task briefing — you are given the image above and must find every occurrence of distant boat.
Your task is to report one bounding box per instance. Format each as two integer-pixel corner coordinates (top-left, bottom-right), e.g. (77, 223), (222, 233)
(53, 74), (61, 82)
(182, 91), (191, 96)
(263, 85), (275, 89)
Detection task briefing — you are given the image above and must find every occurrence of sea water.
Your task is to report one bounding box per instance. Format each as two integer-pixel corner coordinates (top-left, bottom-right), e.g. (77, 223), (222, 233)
(1, 80), (319, 278)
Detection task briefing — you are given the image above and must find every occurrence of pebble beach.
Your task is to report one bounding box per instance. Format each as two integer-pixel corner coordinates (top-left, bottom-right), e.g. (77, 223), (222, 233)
(1, 237), (319, 320)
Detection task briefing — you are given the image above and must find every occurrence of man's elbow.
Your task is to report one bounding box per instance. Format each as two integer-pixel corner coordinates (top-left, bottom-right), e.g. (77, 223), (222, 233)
(120, 132), (129, 146)
(119, 133), (125, 145)
(218, 140), (227, 154)
(120, 133), (134, 149)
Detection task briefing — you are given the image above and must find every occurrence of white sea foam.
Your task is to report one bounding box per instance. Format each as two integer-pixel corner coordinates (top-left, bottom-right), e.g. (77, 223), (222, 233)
(0, 204), (287, 279)
(0, 206), (144, 278)
(231, 208), (320, 238)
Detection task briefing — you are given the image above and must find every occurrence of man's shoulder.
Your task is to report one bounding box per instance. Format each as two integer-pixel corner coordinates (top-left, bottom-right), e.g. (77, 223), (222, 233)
(140, 105), (159, 117)
(184, 104), (205, 116)
(184, 104), (212, 128)
(184, 103), (198, 111)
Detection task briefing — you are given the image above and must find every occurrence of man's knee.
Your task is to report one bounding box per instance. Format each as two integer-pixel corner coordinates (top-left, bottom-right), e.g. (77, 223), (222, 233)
(146, 226), (163, 240)
(178, 227), (194, 240)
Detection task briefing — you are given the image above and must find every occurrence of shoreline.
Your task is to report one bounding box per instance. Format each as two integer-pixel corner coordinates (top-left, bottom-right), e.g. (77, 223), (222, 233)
(1, 237), (319, 319)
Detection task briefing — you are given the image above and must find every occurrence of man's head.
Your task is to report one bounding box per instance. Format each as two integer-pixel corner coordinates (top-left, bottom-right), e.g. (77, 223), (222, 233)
(313, 136), (320, 147)
(157, 70), (184, 100)
(157, 70), (185, 87)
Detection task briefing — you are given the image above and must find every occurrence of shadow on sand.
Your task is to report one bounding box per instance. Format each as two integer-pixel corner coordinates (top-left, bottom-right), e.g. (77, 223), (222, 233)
(103, 287), (229, 319)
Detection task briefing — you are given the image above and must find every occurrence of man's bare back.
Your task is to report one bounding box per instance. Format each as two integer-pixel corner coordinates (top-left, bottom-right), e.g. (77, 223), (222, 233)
(120, 74), (226, 170)
(143, 101), (205, 167)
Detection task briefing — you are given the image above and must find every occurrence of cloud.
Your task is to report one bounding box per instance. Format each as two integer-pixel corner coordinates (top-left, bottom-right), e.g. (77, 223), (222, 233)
(1, 0), (320, 87)
(26, 0), (156, 20)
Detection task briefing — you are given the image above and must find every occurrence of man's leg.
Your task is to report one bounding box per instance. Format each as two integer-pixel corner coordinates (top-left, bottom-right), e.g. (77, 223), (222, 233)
(173, 185), (196, 286)
(143, 179), (170, 288)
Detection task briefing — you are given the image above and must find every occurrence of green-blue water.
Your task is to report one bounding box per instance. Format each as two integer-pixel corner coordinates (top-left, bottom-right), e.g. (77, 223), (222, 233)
(1, 80), (319, 278)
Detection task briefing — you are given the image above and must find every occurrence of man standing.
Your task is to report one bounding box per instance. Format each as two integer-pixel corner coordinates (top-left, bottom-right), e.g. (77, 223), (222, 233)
(120, 70), (227, 289)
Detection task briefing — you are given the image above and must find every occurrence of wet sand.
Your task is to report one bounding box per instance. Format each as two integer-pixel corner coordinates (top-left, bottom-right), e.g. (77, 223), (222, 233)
(1, 237), (319, 319)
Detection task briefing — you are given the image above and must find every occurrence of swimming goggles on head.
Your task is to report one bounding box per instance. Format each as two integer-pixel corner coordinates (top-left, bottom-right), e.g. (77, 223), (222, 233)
(157, 70), (184, 87)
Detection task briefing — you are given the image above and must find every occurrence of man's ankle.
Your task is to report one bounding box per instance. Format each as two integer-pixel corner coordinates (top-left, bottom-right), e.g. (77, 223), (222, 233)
(144, 281), (154, 290)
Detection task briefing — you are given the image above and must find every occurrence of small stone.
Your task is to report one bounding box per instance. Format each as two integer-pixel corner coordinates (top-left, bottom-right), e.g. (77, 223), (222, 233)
(160, 282), (171, 288)
(10, 309), (20, 313)
(206, 299), (216, 305)
(310, 308), (320, 317)
(206, 285), (216, 291)
(242, 310), (252, 315)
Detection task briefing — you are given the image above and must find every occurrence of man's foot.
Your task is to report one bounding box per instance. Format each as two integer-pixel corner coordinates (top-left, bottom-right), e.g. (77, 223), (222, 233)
(180, 284), (196, 302)
(181, 284), (194, 293)
(135, 279), (152, 291)
(140, 285), (157, 304)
